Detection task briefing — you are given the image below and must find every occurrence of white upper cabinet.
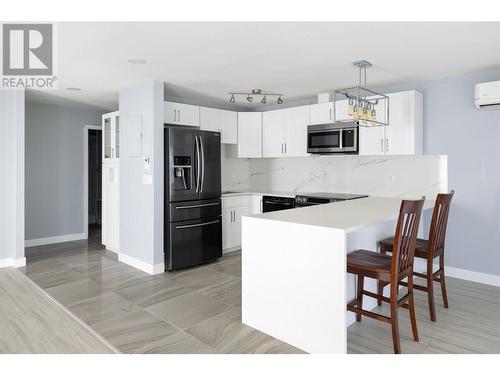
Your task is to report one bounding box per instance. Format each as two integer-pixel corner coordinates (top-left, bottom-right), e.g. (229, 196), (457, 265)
(238, 112), (262, 158)
(263, 109), (286, 158)
(384, 91), (423, 155)
(263, 106), (309, 158)
(309, 102), (334, 125)
(200, 107), (238, 144)
(358, 90), (423, 156)
(334, 100), (351, 122)
(284, 105), (309, 157)
(103, 111), (120, 162)
(219, 109), (238, 144)
(164, 101), (200, 127)
(199, 107), (219, 131)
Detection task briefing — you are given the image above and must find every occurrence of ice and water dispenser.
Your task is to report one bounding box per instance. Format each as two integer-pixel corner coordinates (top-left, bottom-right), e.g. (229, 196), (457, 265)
(173, 156), (192, 190)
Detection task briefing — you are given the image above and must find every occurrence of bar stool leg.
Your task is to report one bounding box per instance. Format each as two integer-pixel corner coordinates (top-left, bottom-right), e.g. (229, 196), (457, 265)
(390, 283), (401, 354)
(408, 272), (419, 342)
(356, 275), (364, 322)
(427, 258), (437, 322)
(439, 254), (449, 308)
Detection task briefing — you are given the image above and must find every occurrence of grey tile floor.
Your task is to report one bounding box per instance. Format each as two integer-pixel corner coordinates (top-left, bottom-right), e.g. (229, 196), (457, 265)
(22, 235), (500, 354)
(22, 236), (304, 354)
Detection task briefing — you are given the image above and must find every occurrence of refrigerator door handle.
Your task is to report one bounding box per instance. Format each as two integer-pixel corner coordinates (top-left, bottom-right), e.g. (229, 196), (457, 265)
(199, 135), (205, 193)
(194, 136), (200, 193)
(176, 219), (220, 230)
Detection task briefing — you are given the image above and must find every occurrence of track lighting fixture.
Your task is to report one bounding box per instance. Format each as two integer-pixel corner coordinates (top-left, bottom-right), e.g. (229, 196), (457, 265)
(229, 89), (284, 105)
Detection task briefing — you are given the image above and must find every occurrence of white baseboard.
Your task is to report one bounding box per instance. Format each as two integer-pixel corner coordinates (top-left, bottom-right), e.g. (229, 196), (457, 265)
(25, 233), (86, 247)
(445, 266), (500, 287)
(0, 257), (26, 269)
(118, 253), (164, 275)
(413, 258), (500, 287)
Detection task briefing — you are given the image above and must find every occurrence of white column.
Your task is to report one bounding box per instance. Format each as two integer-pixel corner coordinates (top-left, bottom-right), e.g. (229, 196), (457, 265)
(0, 89), (25, 267)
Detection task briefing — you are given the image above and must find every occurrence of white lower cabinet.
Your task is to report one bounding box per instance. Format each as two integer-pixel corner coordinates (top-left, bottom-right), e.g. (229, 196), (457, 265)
(222, 194), (263, 253)
(102, 163), (119, 253)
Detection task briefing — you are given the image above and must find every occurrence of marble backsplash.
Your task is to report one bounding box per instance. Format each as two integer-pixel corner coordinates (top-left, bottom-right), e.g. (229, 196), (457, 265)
(222, 151), (448, 199)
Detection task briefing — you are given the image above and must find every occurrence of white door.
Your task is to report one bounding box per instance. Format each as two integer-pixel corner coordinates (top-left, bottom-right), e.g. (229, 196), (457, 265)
(164, 102), (178, 124)
(222, 207), (237, 250)
(359, 125), (385, 156)
(102, 164), (119, 252)
(284, 106), (309, 157)
(176, 103), (200, 127)
(251, 195), (263, 214)
(238, 112), (262, 158)
(309, 102), (334, 125)
(262, 109), (286, 158)
(384, 91), (411, 155)
(219, 110), (238, 144)
(164, 102), (200, 126)
(233, 205), (251, 248)
(200, 107), (219, 132)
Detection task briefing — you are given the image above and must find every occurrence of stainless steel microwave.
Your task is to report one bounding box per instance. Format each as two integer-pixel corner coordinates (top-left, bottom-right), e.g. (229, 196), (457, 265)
(307, 122), (358, 154)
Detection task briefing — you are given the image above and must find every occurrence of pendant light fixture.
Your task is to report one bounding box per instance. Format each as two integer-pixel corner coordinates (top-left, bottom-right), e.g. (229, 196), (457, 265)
(334, 60), (389, 127)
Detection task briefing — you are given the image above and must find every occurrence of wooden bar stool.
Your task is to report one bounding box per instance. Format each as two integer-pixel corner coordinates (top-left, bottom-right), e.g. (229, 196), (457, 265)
(347, 197), (425, 354)
(378, 191), (454, 322)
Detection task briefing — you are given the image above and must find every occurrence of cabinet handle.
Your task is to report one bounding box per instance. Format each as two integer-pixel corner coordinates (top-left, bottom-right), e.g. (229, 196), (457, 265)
(386, 138), (389, 153)
(285, 142), (287, 154)
(329, 108), (332, 121)
(174, 109), (177, 122)
(260, 199), (263, 213)
(178, 109), (181, 122)
(381, 139), (384, 153)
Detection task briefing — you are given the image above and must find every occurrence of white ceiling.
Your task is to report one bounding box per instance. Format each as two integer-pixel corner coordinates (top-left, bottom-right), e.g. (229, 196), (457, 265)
(26, 22), (500, 111)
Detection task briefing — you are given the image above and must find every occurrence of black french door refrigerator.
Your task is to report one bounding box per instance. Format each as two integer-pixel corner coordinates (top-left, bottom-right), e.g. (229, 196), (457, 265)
(164, 126), (222, 271)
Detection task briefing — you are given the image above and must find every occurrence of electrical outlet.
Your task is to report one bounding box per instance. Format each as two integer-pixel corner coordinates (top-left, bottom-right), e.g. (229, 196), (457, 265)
(388, 174), (395, 184)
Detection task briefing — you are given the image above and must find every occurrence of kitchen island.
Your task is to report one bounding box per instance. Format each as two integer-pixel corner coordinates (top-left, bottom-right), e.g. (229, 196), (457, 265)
(241, 196), (434, 353)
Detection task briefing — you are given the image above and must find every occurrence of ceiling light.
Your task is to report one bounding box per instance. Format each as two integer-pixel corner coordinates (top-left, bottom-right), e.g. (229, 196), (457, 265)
(228, 89), (284, 105)
(66, 87), (82, 91)
(128, 59), (147, 65)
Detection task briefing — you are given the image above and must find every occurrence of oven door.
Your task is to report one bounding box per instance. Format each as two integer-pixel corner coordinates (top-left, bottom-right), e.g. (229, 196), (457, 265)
(307, 125), (342, 153)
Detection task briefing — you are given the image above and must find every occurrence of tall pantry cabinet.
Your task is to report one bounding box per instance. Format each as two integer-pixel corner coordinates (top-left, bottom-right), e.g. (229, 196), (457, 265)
(102, 111), (120, 253)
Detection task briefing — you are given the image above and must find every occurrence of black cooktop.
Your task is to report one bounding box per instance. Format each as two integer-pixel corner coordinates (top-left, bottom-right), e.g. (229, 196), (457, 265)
(299, 192), (368, 201)
(295, 192), (368, 206)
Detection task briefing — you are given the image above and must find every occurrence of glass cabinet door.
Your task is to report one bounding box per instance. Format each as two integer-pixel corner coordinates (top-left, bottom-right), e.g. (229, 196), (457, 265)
(115, 116), (119, 158)
(104, 117), (112, 159)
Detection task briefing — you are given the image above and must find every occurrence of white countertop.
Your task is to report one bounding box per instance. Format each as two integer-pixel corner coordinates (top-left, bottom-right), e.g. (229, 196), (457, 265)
(247, 196), (434, 233)
(221, 190), (297, 198)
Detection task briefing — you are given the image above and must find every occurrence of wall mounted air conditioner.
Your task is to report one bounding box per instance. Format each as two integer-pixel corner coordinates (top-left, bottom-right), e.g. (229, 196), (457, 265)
(474, 81), (500, 110)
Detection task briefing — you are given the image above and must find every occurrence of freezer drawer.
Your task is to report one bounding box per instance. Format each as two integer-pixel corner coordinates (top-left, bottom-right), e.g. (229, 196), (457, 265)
(169, 198), (221, 223)
(166, 216), (222, 271)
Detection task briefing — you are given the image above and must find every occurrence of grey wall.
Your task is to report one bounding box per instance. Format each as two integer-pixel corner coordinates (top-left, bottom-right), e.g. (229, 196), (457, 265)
(119, 80), (164, 267)
(25, 102), (104, 240)
(0, 89), (25, 261)
(381, 69), (500, 276)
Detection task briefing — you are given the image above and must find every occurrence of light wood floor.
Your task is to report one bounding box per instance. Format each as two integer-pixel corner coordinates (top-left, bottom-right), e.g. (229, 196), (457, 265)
(14, 235), (500, 354)
(0, 267), (116, 354)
